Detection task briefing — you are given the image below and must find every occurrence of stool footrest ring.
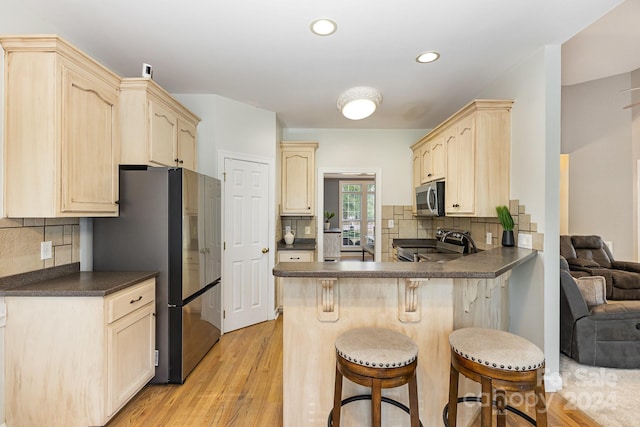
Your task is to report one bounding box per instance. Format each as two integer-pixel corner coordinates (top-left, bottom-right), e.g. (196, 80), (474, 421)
(442, 397), (537, 426)
(328, 394), (423, 427)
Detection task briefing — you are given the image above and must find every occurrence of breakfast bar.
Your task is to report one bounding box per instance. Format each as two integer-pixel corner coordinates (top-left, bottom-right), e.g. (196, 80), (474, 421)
(273, 247), (537, 427)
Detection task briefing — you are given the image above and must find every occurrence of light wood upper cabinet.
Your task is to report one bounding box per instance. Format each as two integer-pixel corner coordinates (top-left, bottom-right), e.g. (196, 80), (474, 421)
(120, 78), (200, 171)
(280, 141), (318, 216)
(1, 35), (121, 217)
(411, 150), (421, 214)
(411, 99), (513, 217)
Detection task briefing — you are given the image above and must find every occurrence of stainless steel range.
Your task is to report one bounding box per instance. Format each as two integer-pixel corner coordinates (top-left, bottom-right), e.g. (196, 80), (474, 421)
(395, 228), (477, 262)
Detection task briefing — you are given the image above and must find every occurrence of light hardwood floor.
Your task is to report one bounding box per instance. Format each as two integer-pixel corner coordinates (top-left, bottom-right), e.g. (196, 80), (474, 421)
(108, 316), (599, 426)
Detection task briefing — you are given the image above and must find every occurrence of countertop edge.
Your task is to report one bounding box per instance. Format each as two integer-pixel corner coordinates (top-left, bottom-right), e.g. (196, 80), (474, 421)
(272, 247), (537, 279)
(0, 271), (159, 297)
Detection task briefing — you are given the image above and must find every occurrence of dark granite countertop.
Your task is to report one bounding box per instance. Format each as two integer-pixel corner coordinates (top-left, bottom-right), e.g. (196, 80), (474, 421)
(277, 238), (316, 251)
(273, 247), (536, 279)
(0, 270), (158, 297)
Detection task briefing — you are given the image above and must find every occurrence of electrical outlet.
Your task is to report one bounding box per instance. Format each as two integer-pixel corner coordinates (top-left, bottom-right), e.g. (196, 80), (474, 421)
(388, 219), (394, 228)
(41, 241), (52, 260)
(304, 226), (311, 235)
(486, 232), (492, 245)
(518, 233), (533, 249)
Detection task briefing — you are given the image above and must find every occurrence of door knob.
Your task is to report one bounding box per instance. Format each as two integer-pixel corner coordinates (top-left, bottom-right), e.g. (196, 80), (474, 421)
(262, 248), (269, 254)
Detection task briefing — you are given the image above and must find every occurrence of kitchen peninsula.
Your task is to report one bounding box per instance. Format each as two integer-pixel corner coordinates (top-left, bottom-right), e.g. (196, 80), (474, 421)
(273, 247), (536, 426)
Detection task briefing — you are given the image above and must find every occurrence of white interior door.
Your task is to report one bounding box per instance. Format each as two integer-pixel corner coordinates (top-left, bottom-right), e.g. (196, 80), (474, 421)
(223, 158), (270, 332)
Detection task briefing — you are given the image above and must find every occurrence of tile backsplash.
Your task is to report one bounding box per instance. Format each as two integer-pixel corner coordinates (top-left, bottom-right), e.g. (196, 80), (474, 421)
(380, 200), (543, 261)
(0, 217), (80, 277)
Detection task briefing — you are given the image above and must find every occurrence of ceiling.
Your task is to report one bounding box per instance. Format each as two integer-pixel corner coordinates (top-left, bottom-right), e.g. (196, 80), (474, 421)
(0, 0), (632, 129)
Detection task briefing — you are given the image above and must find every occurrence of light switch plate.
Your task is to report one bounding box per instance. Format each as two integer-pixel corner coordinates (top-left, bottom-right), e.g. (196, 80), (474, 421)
(304, 226), (311, 235)
(41, 241), (52, 260)
(518, 233), (533, 249)
(486, 232), (492, 245)
(388, 219), (394, 228)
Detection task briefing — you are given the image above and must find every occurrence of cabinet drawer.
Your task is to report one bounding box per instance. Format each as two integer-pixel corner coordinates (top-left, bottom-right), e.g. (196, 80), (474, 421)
(107, 279), (155, 324)
(278, 251), (314, 262)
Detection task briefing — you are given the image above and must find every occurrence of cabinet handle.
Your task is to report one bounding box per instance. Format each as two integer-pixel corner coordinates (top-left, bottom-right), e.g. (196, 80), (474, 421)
(427, 173), (432, 177)
(179, 160), (184, 164)
(174, 158), (180, 162)
(130, 296), (143, 304)
(291, 257), (300, 260)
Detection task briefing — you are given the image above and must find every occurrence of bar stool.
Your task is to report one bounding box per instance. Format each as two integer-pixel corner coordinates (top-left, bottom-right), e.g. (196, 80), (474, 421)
(445, 328), (547, 427)
(330, 327), (421, 427)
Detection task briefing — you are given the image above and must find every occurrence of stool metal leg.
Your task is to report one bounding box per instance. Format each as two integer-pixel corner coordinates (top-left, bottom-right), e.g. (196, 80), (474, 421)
(447, 364), (459, 427)
(480, 376), (492, 427)
(332, 366), (343, 427)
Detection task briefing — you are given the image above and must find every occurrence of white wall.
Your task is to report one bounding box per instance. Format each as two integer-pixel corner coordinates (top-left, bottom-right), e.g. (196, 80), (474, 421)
(477, 46), (562, 390)
(173, 94), (277, 177)
(283, 128), (427, 206)
(561, 73), (634, 260)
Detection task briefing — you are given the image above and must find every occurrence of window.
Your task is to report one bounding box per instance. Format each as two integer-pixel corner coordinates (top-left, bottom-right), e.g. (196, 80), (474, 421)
(339, 181), (375, 249)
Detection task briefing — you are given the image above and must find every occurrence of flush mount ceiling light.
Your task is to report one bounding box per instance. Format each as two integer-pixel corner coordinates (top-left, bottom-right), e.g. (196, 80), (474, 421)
(416, 51), (440, 63)
(337, 86), (383, 120)
(310, 19), (337, 36)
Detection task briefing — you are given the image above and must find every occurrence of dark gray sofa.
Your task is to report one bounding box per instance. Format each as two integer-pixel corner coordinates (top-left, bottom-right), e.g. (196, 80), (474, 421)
(560, 256), (640, 368)
(560, 235), (640, 300)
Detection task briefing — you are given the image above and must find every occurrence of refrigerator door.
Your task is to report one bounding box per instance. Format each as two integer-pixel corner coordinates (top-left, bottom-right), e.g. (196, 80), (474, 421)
(177, 170), (222, 302)
(169, 284), (221, 383)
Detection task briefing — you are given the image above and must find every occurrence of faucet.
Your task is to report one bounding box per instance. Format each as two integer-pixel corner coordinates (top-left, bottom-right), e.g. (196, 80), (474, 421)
(440, 231), (478, 254)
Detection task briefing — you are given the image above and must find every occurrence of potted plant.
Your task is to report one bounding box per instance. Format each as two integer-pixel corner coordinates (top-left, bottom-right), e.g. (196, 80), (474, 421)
(496, 205), (515, 247)
(324, 211), (335, 230)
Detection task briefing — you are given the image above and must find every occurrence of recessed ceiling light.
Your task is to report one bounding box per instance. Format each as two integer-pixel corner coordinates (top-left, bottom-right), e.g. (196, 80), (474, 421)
(416, 51), (440, 63)
(310, 19), (337, 36)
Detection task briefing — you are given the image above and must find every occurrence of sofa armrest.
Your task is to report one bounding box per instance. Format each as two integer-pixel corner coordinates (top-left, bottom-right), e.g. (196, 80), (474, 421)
(611, 261), (640, 274)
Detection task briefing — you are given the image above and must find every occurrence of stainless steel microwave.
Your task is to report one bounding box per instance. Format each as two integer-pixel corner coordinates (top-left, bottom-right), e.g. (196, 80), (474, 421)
(416, 181), (445, 216)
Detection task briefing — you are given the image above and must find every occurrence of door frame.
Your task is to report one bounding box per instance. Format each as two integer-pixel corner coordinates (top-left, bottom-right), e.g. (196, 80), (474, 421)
(317, 167), (382, 261)
(218, 150), (277, 331)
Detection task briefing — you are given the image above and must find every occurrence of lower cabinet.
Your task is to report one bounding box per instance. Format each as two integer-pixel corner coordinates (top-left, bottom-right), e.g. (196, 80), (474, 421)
(276, 250), (314, 310)
(4, 279), (156, 427)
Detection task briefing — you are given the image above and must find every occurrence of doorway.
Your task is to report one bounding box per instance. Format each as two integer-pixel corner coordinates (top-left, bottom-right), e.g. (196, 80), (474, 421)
(317, 167), (382, 261)
(219, 151), (275, 333)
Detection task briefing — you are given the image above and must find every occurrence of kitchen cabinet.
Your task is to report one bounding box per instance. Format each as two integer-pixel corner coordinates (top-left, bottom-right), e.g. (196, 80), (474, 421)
(280, 141), (318, 216)
(276, 250), (315, 309)
(0, 35), (121, 217)
(411, 150), (421, 214)
(420, 137), (446, 184)
(4, 279), (156, 427)
(120, 78), (201, 171)
(412, 99), (512, 217)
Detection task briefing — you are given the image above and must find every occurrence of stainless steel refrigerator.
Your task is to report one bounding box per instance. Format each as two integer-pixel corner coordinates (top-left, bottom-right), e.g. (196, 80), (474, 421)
(93, 166), (222, 384)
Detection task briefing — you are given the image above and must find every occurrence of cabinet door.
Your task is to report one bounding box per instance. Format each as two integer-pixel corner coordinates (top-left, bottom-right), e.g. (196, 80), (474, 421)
(446, 116), (475, 214)
(61, 63), (119, 214)
(420, 144), (432, 184)
(107, 302), (155, 416)
(412, 150), (421, 214)
(178, 118), (197, 171)
(149, 99), (178, 167)
(430, 137), (446, 181)
(281, 150), (314, 215)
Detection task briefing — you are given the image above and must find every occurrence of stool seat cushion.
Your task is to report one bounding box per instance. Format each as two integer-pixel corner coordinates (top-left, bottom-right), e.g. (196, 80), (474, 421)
(335, 327), (418, 368)
(449, 328), (544, 371)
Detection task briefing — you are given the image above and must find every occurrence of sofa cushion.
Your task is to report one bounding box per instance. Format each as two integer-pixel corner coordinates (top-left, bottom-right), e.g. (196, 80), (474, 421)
(610, 270), (640, 290)
(571, 235), (613, 268)
(568, 258), (600, 268)
(560, 235), (576, 259)
(575, 276), (607, 307)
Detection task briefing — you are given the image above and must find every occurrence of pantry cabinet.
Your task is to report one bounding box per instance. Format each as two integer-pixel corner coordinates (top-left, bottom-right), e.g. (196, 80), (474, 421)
(411, 99), (512, 217)
(4, 278), (156, 427)
(120, 78), (200, 171)
(0, 35), (121, 217)
(280, 141), (318, 216)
